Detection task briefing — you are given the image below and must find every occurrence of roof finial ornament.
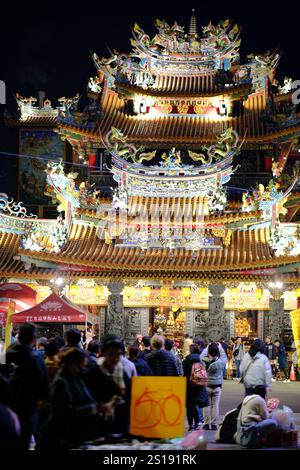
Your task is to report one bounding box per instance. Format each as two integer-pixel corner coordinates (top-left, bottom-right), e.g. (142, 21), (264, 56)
(189, 9), (198, 37)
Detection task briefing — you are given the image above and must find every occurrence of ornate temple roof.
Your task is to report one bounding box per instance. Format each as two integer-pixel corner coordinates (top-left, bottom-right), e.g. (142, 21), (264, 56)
(15, 224), (300, 275)
(114, 74), (251, 97)
(58, 90), (300, 147)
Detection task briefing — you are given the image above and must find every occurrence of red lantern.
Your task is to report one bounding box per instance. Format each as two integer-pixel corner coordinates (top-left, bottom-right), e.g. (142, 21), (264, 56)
(88, 153), (97, 168)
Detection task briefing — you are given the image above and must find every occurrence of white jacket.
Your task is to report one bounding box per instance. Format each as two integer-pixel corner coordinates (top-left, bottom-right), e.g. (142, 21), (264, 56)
(240, 352), (272, 388)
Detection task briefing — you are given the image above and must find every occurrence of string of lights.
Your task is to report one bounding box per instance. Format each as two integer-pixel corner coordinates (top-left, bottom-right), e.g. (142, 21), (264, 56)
(0, 150), (100, 170)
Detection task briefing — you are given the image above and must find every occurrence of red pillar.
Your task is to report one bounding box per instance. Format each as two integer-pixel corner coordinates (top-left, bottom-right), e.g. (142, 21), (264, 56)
(264, 156), (272, 172)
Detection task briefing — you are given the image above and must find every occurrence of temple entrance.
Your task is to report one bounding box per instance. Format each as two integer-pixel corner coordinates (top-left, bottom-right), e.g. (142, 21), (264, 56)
(234, 310), (258, 341)
(149, 306), (186, 346)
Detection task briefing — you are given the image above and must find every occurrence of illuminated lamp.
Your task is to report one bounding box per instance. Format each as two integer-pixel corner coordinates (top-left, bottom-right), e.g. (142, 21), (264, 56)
(219, 100), (227, 116)
(70, 285), (78, 296)
(255, 288), (264, 301)
(95, 286), (105, 298)
(124, 286), (134, 298)
(182, 287), (191, 299)
(198, 287), (207, 298)
(171, 306), (178, 312)
(160, 286), (170, 298)
(54, 277), (64, 286)
(230, 287), (239, 301)
(142, 286), (151, 298)
(295, 288), (300, 299)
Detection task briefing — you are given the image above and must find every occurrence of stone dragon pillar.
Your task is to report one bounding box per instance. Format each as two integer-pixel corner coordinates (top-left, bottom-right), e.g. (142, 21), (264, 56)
(267, 287), (284, 341)
(207, 284), (227, 341)
(106, 281), (125, 338)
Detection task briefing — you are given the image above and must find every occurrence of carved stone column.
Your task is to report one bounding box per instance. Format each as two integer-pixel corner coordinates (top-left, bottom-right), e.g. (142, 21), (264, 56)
(267, 288), (284, 341)
(124, 307), (149, 344)
(185, 309), (195, 337)
(106, 281), (125, 338)
(257, 311), (264, 339)
(99, 306), (106, 340)
(208, 284), (226, 341)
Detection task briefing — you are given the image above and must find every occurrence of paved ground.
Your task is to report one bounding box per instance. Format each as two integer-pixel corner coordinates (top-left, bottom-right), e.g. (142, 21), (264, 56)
(81, 380), (300, 450)
(199, 380), (300, 450)
(220, 379), (300, 413)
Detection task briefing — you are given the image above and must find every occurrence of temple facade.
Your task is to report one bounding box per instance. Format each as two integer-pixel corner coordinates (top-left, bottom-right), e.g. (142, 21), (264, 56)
(1, 13), (300, 346)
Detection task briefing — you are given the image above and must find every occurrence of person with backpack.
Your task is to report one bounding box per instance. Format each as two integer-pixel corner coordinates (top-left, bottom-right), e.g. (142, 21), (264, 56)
(183, 344), (209, 431)
(239, 339), (272, 399)
(215, 403), (242, 444)
(200, 342), (227, 430)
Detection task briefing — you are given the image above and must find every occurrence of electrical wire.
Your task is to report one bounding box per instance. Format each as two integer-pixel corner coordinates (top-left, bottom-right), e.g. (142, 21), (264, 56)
(0, 150), (268, 192)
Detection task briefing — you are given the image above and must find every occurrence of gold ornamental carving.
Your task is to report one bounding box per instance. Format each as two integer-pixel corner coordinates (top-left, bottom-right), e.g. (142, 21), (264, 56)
(223, 229), (232, 246)
(161, 104), (173, 114)
(211, 228), (226, 238)
(177, 103), (189, 114)
(194, 104), (205, 114)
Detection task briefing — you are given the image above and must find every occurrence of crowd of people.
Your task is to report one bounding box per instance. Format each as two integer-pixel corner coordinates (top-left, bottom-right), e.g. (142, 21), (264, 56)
(0, 325), (298, 451)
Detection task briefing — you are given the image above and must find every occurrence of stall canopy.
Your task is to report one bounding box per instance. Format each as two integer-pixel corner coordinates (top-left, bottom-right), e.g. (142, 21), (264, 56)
(11, 292), (86, 324)
(0, 282), (37, 313)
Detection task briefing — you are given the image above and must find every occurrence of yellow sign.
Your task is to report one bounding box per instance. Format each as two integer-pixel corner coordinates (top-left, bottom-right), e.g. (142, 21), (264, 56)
(130, 376), (186, 439)
(5, 301), (15, 350)
(290, 309), (300, 362)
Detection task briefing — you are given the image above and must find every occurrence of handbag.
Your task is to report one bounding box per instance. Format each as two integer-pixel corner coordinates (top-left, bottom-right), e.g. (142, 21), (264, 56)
(233, 348), (240, 358)
(239, 358), (254, 384)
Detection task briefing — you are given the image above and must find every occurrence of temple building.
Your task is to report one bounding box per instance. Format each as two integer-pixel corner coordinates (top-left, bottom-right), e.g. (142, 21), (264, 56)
(1, 13), (300, 346)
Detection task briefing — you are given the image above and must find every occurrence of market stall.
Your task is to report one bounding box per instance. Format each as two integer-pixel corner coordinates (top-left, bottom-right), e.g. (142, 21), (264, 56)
(11, 292), (87, 324)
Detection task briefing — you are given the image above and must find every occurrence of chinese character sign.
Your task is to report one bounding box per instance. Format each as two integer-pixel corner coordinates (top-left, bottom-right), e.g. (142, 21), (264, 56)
(130, 376), (186, 438)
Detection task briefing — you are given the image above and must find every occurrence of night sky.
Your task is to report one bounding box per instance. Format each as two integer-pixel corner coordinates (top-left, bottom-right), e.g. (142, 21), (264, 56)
(1, 0), (300, 101)
(0, 0), (300, 193)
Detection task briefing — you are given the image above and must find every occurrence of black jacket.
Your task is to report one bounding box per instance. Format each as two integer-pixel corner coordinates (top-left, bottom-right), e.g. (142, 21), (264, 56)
(39, 367), (102, 449)
(183, 353), (209, 407)
(129, 358), (153, 376)
(147, 350), (179, 376)
(264, 343), (276, 360)
(0, 404), (21, 452)
(138, 349), (152, 362)
(82, 357), (120, 403)
(6, 342), (49, 413)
